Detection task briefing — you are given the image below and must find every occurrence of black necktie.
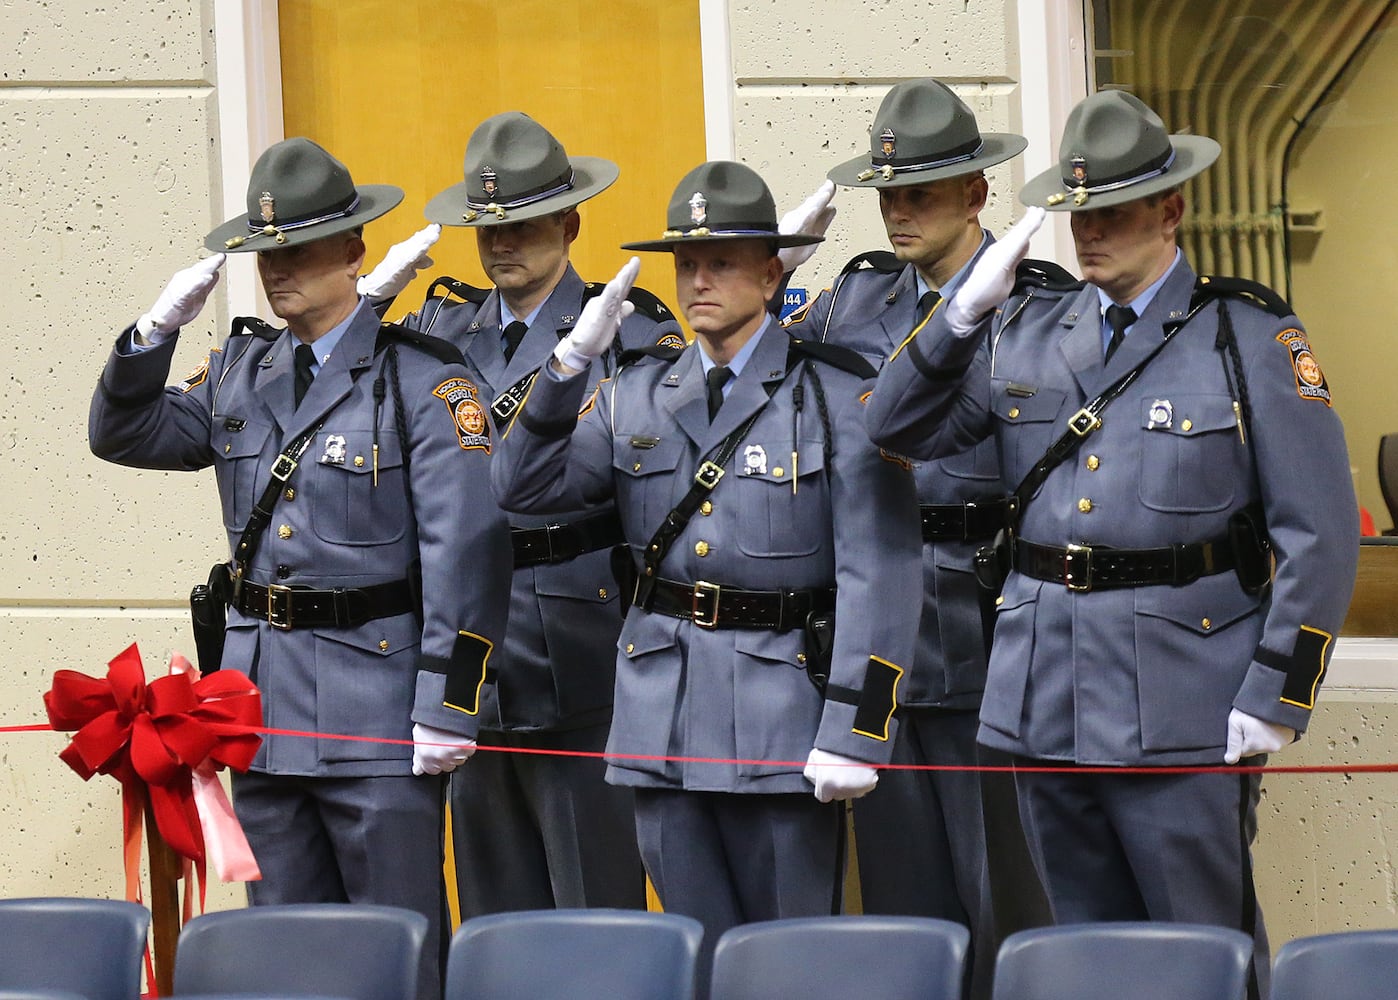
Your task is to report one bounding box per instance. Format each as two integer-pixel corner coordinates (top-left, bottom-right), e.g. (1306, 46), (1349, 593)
(706, 365), (733, 422)
(502, 321), (529, 363)
(1104, 304), (1137, 363)
(293, 343), (316, 407)
(918, 289), (942, 320)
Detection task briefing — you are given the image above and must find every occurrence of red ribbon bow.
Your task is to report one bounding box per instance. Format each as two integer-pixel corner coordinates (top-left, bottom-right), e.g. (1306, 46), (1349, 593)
(44, 643), (262, 864)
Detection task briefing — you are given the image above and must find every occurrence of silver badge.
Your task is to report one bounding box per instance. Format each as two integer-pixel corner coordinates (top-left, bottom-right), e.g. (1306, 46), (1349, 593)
(320, 433), (348, 465)
(743, 444), (768, 476)
(1147, 399), (1173, 430)
(689, 192), (707, 226)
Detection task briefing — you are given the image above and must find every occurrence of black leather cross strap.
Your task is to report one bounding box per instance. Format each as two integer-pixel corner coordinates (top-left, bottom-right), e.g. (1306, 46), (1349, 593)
(920, 499), (1013, 543)
(230, 574), (417, 630)
(639, 577), (835, 630)
(511, 510), (625, 568)
(1013, 536), (1237, 592)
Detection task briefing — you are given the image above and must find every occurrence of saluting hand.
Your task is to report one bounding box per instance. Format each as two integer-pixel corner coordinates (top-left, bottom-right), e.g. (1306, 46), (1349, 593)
(944, 205), (1046, 335)
(136, 253), (226, 345)
(358, 223), (441, 304)
(777, 180), (837, 274)
(552, 256), (640, 375)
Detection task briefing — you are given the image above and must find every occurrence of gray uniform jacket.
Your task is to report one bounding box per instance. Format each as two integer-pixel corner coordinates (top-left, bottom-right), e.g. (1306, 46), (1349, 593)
(785, 247), (1004, 710)
(493, 321), (923, 793)
(400, 264), (684, 731)
(866, 259), (1359, 766)
(89, 302), (513, 776)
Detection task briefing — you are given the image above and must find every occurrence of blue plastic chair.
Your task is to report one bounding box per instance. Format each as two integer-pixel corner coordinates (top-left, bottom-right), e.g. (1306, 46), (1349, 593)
(710, 915), (970, 1000)
(173, 903), (426, 1000)
(992, 921), (1254, 1000)
(1272, 929), (1398, 1000)
(0, 897), (150, 1000)
(445, 908), (704, 1000)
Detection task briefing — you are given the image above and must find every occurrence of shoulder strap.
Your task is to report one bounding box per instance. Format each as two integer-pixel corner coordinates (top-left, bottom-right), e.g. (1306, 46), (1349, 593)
(786, 337), (878, 380)
(1192, 275), (1292, 319)
(839, 249), (902, 276)
(424, 275), (491, 306)
(582, 281), (678, 325)
(376, 322), (466, 367)
(1013, 258), (1083, 296)
(230, 316), (281, 341)
(229, 424), (323, 596)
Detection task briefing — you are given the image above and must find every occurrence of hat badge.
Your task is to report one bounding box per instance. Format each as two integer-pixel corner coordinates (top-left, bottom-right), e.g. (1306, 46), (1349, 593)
(689, 191), (707, 226)
(259, 191), (276, 223)
(481, 166), (498, 198)
(1069, 154), (1090, 206)
(880, 127), (896, 157)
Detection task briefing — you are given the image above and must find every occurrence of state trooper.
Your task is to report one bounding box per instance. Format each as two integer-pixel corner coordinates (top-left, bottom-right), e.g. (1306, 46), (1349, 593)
(492, 160), (921, 993)
(865, 91), (1359, 998)
(787, 78), (1048, 997)
(362, 111), (685, 918)
(89, 137), (512, 1000)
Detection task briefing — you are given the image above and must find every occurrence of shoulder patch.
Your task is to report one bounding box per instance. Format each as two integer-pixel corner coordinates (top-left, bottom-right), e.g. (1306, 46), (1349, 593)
(424, 275), (491, 306)
(433, 376), (492, 452)
(230, 316), (281, 341)
(655, 331), (687, 352)
(1195, 275), (1292, 319)
(178, 354), (214, 393)
(1013, 258), (1082, 295)
(378, 322), (467, 367)
(1275, 328), (1332, 406)
(578, 378), (607, 419)
(787, 337), (879, 380)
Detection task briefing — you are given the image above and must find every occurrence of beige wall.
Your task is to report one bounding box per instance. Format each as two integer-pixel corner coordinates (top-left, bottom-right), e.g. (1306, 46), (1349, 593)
(3, 0), (1397, 956)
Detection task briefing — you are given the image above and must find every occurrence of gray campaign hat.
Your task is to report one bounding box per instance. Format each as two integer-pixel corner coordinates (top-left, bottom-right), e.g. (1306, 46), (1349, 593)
(205, 137), (402, 253)
(425, 112), (619, 227)
(621, 160), (822, 253)
(1020, 90), (1221, 211)
(827, 79), (1027, 189)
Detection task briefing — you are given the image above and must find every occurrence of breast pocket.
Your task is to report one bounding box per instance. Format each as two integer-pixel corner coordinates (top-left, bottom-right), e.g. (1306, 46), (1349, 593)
(1138, 394), (1241, 513)
(732, 438), (827, 558)
(308, 429), (407, 545)
(990, 381), (1068, 480)
(211, 417), (274, 531)
(613, 435), (686, 540)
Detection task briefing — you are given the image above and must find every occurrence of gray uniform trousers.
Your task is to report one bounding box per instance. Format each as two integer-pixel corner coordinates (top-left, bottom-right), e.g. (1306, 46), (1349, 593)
(399, 264), (684, 916)
(866, 258), (1360, 999)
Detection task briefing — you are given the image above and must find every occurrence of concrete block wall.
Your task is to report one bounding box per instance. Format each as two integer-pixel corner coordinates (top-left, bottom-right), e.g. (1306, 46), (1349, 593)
(0, 0), (241, 910)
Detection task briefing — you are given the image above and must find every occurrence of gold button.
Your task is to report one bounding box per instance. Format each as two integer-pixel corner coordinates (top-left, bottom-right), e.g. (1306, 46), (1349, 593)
(772, 467), (784, 478)
(1181, 419), (1193, 432)
(634, 462), (642, 472)
(626, 643), (635, 654)
(695, 540), (710, 557)
(354, 455), (365, 467)
(1086, 455), (1100, 471)
(1201, 618), (1212, 630)
(1008, 407), (1020, 419)
(379, 639), (389, 651)
(797, 653), (807, 664)
(598, 588), (608, 599)
(1077, 498), (1093, 513)
(700, 500), (713, 516)
(224, 443), (231, 454)
(277, 524), (293, 539)
(995, 595), (1005, 606)
(284, 487), (296, 501)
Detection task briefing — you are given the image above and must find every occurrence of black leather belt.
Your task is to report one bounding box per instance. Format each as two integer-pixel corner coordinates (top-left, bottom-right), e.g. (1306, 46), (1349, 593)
(229, 575), (416, 630)
(1013, 536), (1236, 592)
(512, 510), (624, 568)
(920, 498), (1013, 543)
(638, 577), (835, 630)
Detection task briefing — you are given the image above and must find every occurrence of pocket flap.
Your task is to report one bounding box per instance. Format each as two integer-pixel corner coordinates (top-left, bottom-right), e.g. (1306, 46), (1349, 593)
(311, 429), (404, 475)
(615, 435), (685, 478)
(991, 382), (1067, 424)
(313, 612), (420, 655)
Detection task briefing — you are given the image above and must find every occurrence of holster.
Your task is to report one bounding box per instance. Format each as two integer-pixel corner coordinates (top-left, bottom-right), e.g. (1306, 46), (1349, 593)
(802, 609), (836, 693)
(189, 562), (229, 675)
(609, 544), (639, 618)
(974, 527), (1015, 595)
(1228, 503), (1273, 596)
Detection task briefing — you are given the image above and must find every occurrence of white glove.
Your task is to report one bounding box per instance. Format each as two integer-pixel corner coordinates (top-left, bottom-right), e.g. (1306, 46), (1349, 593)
(777, 180), (837, 273)
(803, 748), (879, 803)
(553, 256), (639, 374)
(411, 723), (477, 776)
(136, 254), (226, 344)
(357, 224), (441, 303)
(1223, 708), (1295, 764)
(944, 206), (1046, 335)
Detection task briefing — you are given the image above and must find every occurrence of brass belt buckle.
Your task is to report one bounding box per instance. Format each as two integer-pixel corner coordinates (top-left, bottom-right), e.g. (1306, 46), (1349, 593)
(1063, 543), (1092, 592)
(267, 583), (294, 629)
(692, 580), (721, 628)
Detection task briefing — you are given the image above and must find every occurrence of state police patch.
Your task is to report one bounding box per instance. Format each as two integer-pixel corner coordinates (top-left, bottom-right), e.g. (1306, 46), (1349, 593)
(1275, 328), (1331, 406)
(433, 377), (491, 452)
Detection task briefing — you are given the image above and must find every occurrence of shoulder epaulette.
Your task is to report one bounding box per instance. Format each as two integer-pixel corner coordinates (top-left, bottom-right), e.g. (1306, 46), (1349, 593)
(376, 322), (467, 367)
(424, 275), (491, 306)
(582, 282), (678, 325)
(1192, 275), (1292, 319)
(1013, 258), (1082, 295)
(617, 343), (685, 368)
(787, 337), (878, 380)
(839, 250), (902, 276)
(230, 316), (281, 341)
